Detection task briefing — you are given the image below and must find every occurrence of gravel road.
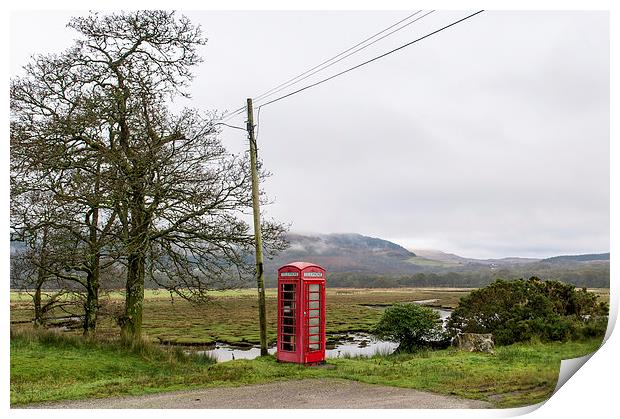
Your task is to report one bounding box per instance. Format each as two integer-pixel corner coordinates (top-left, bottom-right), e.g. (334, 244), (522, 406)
(24, 378), (492, 409)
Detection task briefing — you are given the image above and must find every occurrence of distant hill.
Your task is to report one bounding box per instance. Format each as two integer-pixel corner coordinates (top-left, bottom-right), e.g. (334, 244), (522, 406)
(411, 249), (470, 265)
(267, 233), (608, 273)
(264, 233), (609, 288)
(265, 233), (420, 274)
(541, 253), (610, 263)
(412, 249), (540, 267)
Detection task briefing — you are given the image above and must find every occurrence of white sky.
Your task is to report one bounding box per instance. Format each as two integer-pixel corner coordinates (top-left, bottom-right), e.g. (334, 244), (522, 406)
(9, 9), (610, 259)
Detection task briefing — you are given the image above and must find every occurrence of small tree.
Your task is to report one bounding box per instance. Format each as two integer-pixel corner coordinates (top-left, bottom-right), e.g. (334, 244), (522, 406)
(372, 303), (443, 352)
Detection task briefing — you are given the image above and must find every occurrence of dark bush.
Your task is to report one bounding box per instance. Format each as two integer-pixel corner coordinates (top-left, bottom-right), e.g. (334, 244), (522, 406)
(446, 277), (608, 345)
(572, 315), (609, 340)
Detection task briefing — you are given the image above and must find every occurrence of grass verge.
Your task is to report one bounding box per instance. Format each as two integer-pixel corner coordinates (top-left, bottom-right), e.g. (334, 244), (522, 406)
(10, 328), (602, 408)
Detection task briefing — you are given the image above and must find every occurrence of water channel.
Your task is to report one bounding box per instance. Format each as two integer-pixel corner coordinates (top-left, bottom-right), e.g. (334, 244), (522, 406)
(191, 302), (452, 362)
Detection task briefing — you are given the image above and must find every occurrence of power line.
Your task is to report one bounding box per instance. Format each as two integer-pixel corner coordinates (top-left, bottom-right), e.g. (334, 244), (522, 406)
(219, 106), (246, 123)
(219, 10), (484, 124)
(213, 122), (246, 131)
(260, 10), (485, 108)
(219, 10), (433, 122)
(252, 10), (429, 104)
(255, 105), (263, 141)
(252, 10), (435, 106)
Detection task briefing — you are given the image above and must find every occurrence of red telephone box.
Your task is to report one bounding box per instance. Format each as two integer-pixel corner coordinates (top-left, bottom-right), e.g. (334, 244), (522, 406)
(277, 262), (326, 364)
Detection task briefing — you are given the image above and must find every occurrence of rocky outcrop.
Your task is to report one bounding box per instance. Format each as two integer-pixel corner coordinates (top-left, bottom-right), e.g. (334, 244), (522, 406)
(455, 333), (495, 354)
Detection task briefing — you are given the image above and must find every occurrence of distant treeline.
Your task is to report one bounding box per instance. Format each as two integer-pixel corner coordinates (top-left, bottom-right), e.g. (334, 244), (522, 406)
(542, 253), (610, 263)
(264, 263), (609, 289)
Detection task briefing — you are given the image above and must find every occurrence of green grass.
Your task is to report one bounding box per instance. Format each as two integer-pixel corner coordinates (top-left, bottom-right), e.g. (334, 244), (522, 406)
(10, 328), (216, 405)
(10, 328), (602, 408)
(327, 340), (602, 407)
(10, 288), (608, 407)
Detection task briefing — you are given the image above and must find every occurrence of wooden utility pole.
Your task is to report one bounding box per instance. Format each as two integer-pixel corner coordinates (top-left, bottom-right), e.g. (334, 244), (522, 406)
(246, 98), (268, 356)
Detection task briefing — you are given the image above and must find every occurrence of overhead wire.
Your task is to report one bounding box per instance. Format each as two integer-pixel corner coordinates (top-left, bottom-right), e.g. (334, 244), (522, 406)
(219, 10), (484, 126)
(259, 10), (485, 108)
(252, 10), (429, 104)
(219, 106), (246, 123)
(213, 122), (246, 131)
(251, 10), (436, 106)
(255, 105), (263, 141)
(218, 10), (434, 122)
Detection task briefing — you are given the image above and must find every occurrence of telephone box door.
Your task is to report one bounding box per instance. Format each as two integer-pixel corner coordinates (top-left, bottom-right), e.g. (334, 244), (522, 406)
(304, 281), (326, 364)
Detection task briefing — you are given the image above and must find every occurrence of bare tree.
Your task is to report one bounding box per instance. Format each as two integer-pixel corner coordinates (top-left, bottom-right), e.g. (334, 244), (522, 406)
(10, 224), (64, 328)
(10, 147), (117, 334)
(10, 11), (288, 342)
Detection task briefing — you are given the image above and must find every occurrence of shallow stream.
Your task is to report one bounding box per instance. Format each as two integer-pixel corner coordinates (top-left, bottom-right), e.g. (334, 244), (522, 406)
(190, 303), (452, 362)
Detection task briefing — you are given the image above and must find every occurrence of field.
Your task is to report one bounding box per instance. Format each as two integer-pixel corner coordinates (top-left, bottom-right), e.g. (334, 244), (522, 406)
(10, 287), (609, 408)
(11, 288), (472, 346)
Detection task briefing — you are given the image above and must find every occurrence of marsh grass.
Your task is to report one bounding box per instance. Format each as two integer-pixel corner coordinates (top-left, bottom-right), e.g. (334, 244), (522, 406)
(11, 288), (474, 346)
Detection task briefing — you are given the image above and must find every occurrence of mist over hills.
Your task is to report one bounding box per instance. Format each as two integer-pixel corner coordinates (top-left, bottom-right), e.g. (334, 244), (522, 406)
(266, 233), (416, 274)
(264, 233), (610, 288)
(266, 232), (609, 274)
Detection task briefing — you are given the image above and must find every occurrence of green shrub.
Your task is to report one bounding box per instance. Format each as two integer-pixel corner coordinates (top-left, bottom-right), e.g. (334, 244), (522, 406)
(371, 303), (443, 352)
(572, 315), (609, 340)
(446, 277), (608, 345)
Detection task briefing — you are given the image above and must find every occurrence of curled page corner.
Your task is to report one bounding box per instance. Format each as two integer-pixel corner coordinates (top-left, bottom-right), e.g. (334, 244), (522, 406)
(553, 352), (595, 394)
(493, 295), (616, 415)
(551, 307), (616, 396)
(495, 350), (600, 416)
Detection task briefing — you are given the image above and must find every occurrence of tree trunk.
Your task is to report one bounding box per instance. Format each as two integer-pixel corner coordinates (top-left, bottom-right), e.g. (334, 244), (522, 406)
(83, 202), (101, 336)
(33, 228), (49, 327)
(83, 266), (99, 336)
(121, 252), (145, 341)
(33, 278), (43, 327)
(121, 193), (148, 342)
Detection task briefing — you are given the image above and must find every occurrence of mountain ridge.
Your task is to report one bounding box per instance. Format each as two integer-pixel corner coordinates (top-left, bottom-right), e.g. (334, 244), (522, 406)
(265, 232), (609, 276)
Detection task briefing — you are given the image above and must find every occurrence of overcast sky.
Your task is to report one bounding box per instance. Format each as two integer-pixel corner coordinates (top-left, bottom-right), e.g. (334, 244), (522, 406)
(10, 10), (610, 259)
